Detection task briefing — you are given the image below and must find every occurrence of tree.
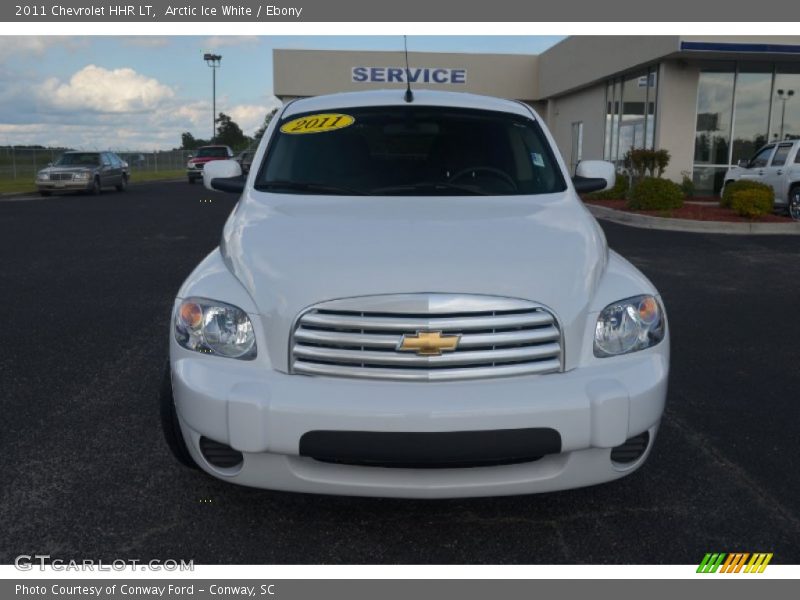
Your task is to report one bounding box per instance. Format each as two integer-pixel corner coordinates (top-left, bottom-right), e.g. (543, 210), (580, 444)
(254, 108), (279, 141)
(180, 132), (209, 150)
(215, 112), (248, 149)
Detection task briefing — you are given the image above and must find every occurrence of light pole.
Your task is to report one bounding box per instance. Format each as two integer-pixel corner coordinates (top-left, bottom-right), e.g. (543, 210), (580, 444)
(204, 53), (222, 143)
(776, 88), (795, 140)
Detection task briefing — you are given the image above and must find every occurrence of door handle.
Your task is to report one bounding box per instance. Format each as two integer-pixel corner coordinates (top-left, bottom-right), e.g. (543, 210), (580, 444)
(758, 170), (765, 176)
(777, 170), (783, 175)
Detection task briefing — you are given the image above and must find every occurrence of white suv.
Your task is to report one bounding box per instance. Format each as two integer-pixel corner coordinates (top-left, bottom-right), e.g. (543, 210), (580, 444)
(161, 90), (670, 498)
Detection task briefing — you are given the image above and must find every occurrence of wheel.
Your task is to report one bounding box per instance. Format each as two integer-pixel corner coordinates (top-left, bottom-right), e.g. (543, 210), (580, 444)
(159, 362), (198, 469)
(39, 191), (51, 197)
(91, 177), (101, 195)
(790, 187), (800, 221)
(115, 174), (128, 192)
(188, 176), (195, 184)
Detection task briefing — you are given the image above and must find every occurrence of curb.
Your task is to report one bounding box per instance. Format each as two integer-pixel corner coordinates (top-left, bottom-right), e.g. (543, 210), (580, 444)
(586, 203), (800, 236)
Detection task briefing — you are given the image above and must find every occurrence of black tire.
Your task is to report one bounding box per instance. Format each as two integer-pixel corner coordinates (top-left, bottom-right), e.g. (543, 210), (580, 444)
(115, 174), (128, 192)
(40, 191), (51, 197)
(790, 186), (800, 221)
(91, 177), (101, 195)
(159, 363), (199, 469)
(188, 176), (195, 184)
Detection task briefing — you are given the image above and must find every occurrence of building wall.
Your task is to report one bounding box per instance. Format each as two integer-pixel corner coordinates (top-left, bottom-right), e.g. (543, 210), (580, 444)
(543, 84), (607, 168)
(537, 36), (681, 99)
(655, 60), (700, 182)
(273, 49), (540, 101)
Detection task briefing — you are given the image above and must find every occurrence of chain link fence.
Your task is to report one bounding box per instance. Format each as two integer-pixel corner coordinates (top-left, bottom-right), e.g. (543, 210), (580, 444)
(0, 146), (195, 180)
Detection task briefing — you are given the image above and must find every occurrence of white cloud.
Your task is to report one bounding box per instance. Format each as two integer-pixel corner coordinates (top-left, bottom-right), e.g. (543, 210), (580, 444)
(0, 62), (280, 149)
(202, 36), (260, 50)
(0, 37), (88, 60)
(229, 103), (279, 134)
(36, 65), (175, 113)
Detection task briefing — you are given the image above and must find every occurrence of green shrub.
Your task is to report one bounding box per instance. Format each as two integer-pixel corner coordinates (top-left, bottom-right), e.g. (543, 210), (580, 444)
(627, 177), (684, 211)
(730, 188), (773, 219)
(589, 172), (629, 200)
(680, 172), (695, 198)
(721, 179), (772, 208)
(623, 148), (672, 181)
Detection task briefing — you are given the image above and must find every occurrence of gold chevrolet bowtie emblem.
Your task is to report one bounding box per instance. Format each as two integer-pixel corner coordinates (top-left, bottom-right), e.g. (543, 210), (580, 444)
(398, 331), (461, 356)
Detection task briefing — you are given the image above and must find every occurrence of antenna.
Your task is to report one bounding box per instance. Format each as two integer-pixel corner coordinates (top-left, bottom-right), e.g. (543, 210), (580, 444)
(403, 35), (414, 103)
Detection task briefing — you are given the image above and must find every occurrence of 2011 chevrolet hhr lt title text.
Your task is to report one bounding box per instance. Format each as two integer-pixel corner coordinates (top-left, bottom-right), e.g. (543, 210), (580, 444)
(161, 89), (670, 498)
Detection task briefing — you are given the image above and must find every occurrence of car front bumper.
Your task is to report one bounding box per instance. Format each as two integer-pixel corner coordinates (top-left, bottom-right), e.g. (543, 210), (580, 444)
(170, 334), (669, 498)
(37, 180), (94, 191)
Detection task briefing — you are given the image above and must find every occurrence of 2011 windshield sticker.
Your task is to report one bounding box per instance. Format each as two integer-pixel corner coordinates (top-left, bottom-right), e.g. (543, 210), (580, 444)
(280, 114), (355, 134)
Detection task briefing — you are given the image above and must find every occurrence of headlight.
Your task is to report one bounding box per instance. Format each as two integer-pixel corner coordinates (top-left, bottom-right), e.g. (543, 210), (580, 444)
(74, 172), (90, 180)
(174, 297), (256, 359)
(187, 161), (194, 168)
(594, 295), (665, 358)
(37, 172), (49, 181)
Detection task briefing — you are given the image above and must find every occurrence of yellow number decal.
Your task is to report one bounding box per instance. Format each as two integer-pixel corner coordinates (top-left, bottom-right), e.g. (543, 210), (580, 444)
(280, 113), (355, 135)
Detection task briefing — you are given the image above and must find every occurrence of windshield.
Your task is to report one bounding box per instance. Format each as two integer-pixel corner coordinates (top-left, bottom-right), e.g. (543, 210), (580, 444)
(196, 147), (229, 158)
(256, 106), (566, 196)
(55, 153), (100, 167)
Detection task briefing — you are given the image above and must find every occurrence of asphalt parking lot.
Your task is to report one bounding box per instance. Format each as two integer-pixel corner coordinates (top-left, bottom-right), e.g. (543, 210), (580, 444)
(1, 181), (799, 565)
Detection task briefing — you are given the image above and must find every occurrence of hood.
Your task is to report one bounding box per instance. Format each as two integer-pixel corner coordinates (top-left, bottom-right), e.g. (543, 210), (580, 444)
(40, 166), (95, 174)
(221, 191), (608, 370)
(189, 156), (226, 164)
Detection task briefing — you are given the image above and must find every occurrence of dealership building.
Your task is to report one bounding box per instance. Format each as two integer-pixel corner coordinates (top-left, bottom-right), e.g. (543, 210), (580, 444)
(274, 36), (800, 194)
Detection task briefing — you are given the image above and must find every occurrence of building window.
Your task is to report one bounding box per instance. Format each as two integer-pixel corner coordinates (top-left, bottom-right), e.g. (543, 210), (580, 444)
(570, 121), (583, 173)
(604, 66), (658, 164)
(693, 69), (735, 195)
(693, 63), (800, 195)
(770, 66), (800, 142)
(731, 67), (772, 165)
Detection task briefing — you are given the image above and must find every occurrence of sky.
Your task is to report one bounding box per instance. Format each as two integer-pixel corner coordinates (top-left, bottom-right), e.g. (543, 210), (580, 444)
(0, 35), (564, 150)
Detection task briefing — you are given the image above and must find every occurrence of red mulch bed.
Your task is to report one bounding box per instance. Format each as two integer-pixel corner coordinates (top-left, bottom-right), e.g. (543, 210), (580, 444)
(583, 198), (792, 223)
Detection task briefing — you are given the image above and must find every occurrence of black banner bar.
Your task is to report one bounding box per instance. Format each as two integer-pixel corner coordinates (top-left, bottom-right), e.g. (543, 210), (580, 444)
(1, 0), (798, 22)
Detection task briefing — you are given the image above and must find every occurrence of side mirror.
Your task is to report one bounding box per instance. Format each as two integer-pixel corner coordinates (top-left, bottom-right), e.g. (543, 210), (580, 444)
(203, 159), (244, 194)
(737, 159), (750, 168)
(573, 160), (616, 194)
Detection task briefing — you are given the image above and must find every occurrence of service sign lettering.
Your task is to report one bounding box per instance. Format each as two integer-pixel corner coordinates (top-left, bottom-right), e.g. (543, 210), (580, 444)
(352, 67), (468, 85)
(280, 114), (355, 135)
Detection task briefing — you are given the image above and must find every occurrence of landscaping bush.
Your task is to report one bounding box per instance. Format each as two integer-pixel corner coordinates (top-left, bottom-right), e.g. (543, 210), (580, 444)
(589, 172), (629, 200)
(730, 188), (773, 219)
(623, 148), (671, 182)
(721, 179), (772, 209)
(680, 172), (695, 198)
(627, 177), (684, 211)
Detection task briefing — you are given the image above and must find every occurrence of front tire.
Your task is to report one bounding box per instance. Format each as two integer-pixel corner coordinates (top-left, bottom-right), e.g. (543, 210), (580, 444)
(91, 177), (101, 195)
(115, 174), (128, 192)
(187, 176), (195, 184)
(159, 363), (198, 469)
(790, 186), (800, 221)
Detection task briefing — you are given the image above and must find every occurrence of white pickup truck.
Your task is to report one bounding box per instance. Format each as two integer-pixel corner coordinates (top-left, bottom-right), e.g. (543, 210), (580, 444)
(161, 89), (670, 498)
(723, 139), (800, 217)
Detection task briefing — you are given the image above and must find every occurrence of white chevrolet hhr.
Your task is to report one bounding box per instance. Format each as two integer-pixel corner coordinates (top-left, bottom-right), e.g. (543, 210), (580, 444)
(161, 90), (669, 498)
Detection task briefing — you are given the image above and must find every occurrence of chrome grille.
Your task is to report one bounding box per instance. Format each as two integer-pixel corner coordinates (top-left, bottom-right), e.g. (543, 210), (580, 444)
(290, 294), (563, 382)
(49, 173), (73, 181)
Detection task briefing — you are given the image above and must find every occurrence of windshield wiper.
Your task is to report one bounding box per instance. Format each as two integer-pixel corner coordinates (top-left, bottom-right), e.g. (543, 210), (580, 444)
(371, 182), (489, 196)
(256, 180), (370, 196)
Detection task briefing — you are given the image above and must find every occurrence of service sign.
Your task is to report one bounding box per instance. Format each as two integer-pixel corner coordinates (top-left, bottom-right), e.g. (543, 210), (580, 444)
(352, 66), (468, 85)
